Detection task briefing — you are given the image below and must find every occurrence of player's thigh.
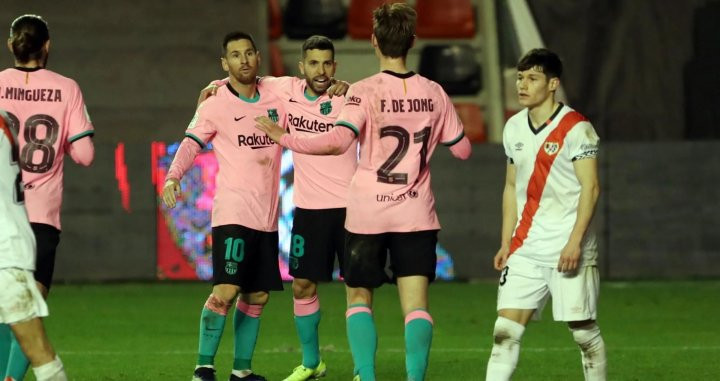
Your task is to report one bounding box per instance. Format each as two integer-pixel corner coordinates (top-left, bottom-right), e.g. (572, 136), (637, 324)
(387, 230), (438, 282)
(496, 255), (550, 315)
(289, 207), (345, 282)
(548, 265), (600, 322)
(30, 223), (60, 291)
(0, 268), (48, 325)
(343, 231), (389, 289)
(240, 228), (283, 293)
(212, 224), (256, 288)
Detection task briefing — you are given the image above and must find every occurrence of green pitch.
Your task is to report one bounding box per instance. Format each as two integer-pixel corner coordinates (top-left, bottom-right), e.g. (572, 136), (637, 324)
(31, 281), (720, 380)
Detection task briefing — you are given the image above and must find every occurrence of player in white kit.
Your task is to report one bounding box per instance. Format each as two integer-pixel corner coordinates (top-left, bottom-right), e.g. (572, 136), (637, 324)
(0, 112), (67, 381)
(485, 48), (607, 381)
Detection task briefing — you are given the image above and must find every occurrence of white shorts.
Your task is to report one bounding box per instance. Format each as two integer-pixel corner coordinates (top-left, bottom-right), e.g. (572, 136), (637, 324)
(0, 268), (48, 324)
(496, 255), (599, 322)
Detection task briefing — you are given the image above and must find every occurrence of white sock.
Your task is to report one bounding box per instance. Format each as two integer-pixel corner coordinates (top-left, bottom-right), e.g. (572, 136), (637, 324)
(32, 356), (67, 381)
(570, 323), (607, 381)
(232, 368), (252, 377)
(486, 316), (526, 381)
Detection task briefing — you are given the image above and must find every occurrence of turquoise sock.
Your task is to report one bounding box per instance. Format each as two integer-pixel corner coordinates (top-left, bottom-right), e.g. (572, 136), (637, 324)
(0, 324), (10, 375)
(346, 304), (377, 381)
(198, 306), (227, 366)
(405, 312), (433, 381)
(294, 310), (321, 368)
(6, 333), (29, 380)
(233, 308), (261, 370)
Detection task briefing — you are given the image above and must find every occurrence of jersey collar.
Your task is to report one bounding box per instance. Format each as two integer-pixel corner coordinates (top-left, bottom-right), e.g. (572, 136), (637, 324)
(527, 102), (564, 135)
(382, 70), (416, 79)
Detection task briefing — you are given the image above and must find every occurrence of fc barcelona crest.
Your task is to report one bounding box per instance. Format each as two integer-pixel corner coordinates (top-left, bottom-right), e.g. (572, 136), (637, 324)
(267, 108), (279, 123)
(544, 142), (560, 155)
(320, 101), (332, 115)
(225, 261), (238, 275)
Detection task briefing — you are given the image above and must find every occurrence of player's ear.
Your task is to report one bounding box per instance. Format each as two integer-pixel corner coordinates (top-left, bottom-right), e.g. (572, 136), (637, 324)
(548, 77), (560, 92)
(371, 34), (378, 49)
(221, 57), (229, 72)
(6, 38), (12, 55)
(44, 40), (50, 53)
(298, 61), (305, 76)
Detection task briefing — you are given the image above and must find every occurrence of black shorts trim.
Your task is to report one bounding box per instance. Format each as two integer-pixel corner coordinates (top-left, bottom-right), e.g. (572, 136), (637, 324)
(289, 207), (346, 282)
(343, 229), (438, 289)
(31, 223), (61, 290)
(211, 224), (283, 292)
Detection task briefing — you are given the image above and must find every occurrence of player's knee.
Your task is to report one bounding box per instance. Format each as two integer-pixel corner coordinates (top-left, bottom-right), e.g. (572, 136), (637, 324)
(242, 291), (270, 306)
(567, 319), (595, 330)
(569, 321), (602, 347)
(211, 284), (240, 304)
(346, 292), (372, 308)
(291, 278), (316, 298)
(492, 316), (526, 346)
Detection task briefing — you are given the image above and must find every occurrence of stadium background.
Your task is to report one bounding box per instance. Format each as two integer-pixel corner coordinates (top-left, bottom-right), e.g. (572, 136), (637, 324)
(1, 1), (720, 380)
(1, 0), (718, 282)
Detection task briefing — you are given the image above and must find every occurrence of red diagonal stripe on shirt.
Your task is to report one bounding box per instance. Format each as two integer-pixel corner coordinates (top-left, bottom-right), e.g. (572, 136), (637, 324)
(509, 111), (587, 255)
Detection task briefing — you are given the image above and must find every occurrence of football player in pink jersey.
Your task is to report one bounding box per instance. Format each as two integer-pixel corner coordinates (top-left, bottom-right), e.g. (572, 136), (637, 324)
(198, 35), (354, 381)
(163, 32), (287, 381)
(256, 4), (472, 380)
(0, 112), (68, 381)
(485, 49), (606, 380)
(0, 15), (94, 380)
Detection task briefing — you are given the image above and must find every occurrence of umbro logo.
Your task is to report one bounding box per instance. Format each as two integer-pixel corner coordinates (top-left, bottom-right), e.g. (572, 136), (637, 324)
(234, 116), (246, 121)
(514, 142), (524, 151)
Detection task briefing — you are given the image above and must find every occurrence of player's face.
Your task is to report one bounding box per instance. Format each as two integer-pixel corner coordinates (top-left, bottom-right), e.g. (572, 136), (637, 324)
(299, 49), (336, 95)
(222, 39), (260, 85)
(516, 66), (558, 108)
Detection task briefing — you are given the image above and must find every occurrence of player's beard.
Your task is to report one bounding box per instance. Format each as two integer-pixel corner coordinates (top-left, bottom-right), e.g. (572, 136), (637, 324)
(234, 66), (257, 85)
(306, 75), (330, 95)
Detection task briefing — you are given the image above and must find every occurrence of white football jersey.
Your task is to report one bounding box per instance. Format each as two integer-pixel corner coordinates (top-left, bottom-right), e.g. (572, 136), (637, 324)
(503, 104), (599, 267)
(0, 110), (35, 270)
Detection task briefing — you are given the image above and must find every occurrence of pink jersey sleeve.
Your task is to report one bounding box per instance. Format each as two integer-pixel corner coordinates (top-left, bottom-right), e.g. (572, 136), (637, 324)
(66, 137), (94, 166)
(184, 105), (218, 149)
(166, 137), (202, 181)
(438, 91), (465, 145)
(334, 86), (367, 136)
(258, 76), (297, 99)
(448, 136), (471, 159)
(65, 81), (94, 143)
(166, 104), (217, 180)
(279, 126), (356, 155)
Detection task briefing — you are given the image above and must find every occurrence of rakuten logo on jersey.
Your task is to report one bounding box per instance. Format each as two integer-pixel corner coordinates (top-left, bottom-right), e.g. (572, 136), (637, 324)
(237, 134), (276, 149)
(288, 113), (334, 134)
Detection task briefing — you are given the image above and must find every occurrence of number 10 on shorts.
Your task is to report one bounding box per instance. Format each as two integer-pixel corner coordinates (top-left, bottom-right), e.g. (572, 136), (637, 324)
(224, 237), (245, 262)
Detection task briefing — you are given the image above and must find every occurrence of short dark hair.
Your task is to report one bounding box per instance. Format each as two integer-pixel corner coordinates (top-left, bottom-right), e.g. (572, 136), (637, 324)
(517, 48), (563, 79)
(9, 14), (49, 63)
(222, 31), (257, 56)
(301, 35), (334, 60)
(372, 3), (416, 58)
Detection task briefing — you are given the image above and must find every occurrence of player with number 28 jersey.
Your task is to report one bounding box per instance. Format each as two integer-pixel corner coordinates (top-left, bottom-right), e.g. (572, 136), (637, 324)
(0, 67), (95, 230)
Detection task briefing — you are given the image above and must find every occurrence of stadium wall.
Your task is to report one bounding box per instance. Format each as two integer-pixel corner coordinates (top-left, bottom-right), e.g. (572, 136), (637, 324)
(2, 2), (718, 282)
(55, 142), (720, 282)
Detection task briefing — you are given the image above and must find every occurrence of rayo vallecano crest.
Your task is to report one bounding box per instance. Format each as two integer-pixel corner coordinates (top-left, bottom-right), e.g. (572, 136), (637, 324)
(544, 141), (560, 155)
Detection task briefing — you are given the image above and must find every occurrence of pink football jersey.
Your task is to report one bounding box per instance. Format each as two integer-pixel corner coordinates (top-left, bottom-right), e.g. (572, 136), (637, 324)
(260, 76), (356, 209)
(328, 71), (465, 234)
(0, 68), (94, 230)
(166, 83), (287, 232)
